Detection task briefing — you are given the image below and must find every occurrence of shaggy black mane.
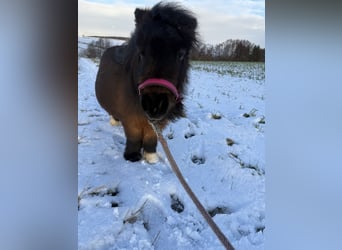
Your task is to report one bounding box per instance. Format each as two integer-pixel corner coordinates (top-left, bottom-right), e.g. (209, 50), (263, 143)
(124, 2), (198, 121)
(127, 2), (198, 62)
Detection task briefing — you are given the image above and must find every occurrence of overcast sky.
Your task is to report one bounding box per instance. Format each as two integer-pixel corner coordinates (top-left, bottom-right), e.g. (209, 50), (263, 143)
(78, 0), (265, 47)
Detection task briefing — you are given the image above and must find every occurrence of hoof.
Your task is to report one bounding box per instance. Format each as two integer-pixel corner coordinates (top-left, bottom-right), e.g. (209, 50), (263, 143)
(124, 152), (142, 162)
(143, 152), (159, 164)
(109, 116), (121, 126)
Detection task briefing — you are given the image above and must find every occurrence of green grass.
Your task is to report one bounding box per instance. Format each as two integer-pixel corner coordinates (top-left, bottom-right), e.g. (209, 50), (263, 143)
(191, 61), (265, 81)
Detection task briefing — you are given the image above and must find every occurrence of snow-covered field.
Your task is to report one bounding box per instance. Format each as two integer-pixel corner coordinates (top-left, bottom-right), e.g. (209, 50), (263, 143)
(78, 38), (265, 250)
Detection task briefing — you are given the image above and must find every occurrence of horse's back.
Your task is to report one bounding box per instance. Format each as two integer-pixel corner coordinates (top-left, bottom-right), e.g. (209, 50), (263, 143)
(104, 45), (127, 65)
(95, 45), (128, 116)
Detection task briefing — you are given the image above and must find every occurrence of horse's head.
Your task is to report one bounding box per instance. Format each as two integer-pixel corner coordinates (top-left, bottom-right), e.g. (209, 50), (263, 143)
(130, 2), (198, 121)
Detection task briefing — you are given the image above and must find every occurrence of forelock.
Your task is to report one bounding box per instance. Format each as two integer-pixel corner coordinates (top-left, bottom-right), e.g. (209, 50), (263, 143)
(148, 2), (198, 49)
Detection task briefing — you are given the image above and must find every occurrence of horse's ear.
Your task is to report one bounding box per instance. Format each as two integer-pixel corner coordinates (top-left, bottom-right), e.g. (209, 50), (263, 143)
(134, 8), (148, 25)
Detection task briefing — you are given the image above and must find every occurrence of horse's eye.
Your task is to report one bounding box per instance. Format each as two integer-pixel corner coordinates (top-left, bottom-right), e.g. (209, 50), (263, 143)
(178, 49), (186, 61)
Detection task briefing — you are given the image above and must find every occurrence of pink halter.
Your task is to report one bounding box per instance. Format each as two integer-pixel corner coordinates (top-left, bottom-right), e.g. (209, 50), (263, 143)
(138, 78), (181, 102)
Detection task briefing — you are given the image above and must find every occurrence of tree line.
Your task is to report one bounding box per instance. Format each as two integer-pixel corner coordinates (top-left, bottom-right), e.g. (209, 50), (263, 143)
(80, 38), (112, 59)
(190, 39), (265, 62)
(81, 37), (265, 62)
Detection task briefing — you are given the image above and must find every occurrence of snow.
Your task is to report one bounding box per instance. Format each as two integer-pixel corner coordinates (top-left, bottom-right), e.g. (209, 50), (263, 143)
(78, 38), (265, 249)
(78, 36), (126, 54)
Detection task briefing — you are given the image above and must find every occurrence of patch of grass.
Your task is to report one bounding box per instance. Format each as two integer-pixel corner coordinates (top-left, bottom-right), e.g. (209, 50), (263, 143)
(228, 153), (265, 175)
(191, 61), (265, 81)
(243, 108), (257, 118)
(78, 186), (120, 210)
(226, 138), (235, 146)
(123, 200), (148, 224)
(184, 131), (196, 139)
(253, 116), (265, 131)
(87, 186), (119, 197)
(258, 116), (265, 124)
(207, 206), (232, 217)
(211, 112), (222, 120)
(255, 226), (265, 233)
(242, 163), (265, 175)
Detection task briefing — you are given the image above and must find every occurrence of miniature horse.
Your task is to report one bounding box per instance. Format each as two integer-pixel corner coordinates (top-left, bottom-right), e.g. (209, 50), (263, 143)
(95, 2), (198, 163)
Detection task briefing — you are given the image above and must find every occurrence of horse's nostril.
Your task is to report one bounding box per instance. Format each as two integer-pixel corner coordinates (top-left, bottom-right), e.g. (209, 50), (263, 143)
(141, 94), (150, 112)
(141, 93), (169, 119)
(158, 96), (168, 113)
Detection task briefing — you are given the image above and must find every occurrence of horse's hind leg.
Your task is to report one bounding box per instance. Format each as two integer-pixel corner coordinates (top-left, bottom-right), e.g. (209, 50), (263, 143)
(109, 115), (121, 126)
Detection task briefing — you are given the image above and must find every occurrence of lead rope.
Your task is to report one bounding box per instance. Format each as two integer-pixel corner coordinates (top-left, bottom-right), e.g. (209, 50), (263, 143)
(151, 123), (234, 250)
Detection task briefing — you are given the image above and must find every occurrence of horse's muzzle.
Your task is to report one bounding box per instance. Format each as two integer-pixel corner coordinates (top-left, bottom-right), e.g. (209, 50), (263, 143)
(140, 92), (169, 120)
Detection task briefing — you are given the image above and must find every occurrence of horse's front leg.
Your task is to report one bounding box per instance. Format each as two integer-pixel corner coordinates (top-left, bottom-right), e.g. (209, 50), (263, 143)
(122, 121), (143, 162)
(142, 121), (158, 164)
